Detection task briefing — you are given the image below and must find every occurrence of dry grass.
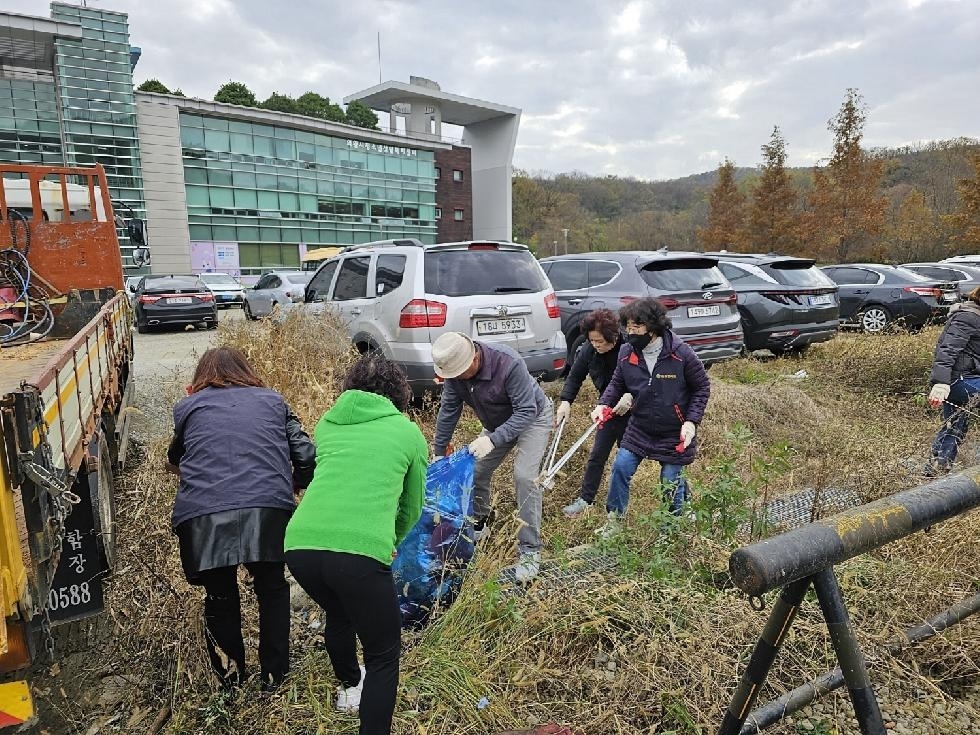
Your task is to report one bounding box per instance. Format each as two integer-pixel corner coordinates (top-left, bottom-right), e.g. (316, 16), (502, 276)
(99, 318), (979, 734)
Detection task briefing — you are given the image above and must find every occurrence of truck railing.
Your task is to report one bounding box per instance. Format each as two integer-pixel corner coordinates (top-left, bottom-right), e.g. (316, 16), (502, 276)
(718, 469), (980, 735)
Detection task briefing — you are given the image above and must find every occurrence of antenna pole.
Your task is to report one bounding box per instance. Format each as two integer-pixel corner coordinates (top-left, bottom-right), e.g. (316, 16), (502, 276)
(377, 32), (382, 83)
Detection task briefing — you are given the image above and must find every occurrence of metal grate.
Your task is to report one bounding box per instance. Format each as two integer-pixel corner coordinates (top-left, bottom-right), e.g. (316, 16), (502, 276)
(498, 545), (619, 596)
(759, 486), (864, 532)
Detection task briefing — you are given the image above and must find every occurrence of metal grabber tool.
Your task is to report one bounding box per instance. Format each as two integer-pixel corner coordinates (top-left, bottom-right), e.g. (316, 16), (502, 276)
(538, 406), (615, 490)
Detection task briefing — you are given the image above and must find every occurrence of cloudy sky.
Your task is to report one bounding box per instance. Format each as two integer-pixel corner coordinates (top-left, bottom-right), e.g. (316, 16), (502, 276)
(9, 0), (980, 180)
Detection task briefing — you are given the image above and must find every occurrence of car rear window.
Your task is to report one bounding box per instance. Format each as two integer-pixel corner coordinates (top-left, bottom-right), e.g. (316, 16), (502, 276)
(762, 260), (835, 288)
(639, 258), (726, 291)
(142, 277), (203, 292)
(200, 273), (237, 284)
(424, 249), (549, 296)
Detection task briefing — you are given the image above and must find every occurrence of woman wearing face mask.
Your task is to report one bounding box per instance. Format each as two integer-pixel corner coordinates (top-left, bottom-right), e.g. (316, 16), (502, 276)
(589, 297), (711, 538)
(555, 309), (628, 517)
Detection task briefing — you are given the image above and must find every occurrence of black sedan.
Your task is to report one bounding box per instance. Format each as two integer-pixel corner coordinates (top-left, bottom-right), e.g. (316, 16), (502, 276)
(134, 275), (218, 333)
(819, 264), (959, 333)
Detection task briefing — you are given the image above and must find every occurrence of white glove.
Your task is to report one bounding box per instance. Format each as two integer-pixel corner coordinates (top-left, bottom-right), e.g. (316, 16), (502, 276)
(555, 401), (571, 426)
(469, 435), (494, 459)
(590, 405), (607, 424)
(613, 393), (633, 416)
(680, 421), (696, 449)
(928, 383), (950, 408)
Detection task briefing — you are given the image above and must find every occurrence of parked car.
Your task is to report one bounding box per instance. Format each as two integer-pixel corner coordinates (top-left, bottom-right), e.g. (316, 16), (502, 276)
(198, 272), (246, 308)
(243, 270), (313, 319)
(941, 255), (980, 266)
(819, 264), (959, 332)
(903, 262), (980, 298)
(708, 252), (839, 355)
(539, 251), (743, 366)
(303, 238), (566, 397)
(133, 274), (217, 333)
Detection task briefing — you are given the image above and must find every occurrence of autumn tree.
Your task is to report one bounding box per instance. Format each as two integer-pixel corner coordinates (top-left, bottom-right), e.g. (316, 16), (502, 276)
(745, 127), (799, 253)
(214, 81), (257, 107)
(697, 158), (746, 250)
(948, 152), (980, 251)
(802, 89), (887, 262)
(887, 189), (941, 261)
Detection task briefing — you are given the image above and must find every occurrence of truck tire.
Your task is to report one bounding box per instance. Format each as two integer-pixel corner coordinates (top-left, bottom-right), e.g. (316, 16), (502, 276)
(90, 433), (117, 571)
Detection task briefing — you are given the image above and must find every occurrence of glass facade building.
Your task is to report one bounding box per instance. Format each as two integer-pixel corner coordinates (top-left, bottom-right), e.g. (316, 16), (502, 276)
(178, 112), (438, 275)
(50, 2), (145, 254)
(0, 79), (63, 165)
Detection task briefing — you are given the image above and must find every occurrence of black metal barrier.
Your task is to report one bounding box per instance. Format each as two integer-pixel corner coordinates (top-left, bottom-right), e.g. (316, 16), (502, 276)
(718, 468), (980, 735)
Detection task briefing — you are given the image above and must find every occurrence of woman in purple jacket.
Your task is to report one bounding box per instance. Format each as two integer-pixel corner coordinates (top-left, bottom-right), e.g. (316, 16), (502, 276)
(589, 297), (711, 538)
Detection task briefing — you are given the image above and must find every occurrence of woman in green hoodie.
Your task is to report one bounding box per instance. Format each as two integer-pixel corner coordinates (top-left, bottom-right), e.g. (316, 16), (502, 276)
(285, 353), (426, 735)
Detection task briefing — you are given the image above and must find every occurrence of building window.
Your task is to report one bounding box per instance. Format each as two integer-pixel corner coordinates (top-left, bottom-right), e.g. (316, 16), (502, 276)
(434, 166), (441, 179)
(435, 207), (442, 220)
(453, 208), (464, 221)
(453, 169), (463, 182)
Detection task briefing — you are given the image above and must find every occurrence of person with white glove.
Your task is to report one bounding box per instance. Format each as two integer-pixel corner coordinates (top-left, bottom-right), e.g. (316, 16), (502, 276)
(613, 392), (633, 416)
(927, 383), (950, 408)
(555, 400), (571, 427)
(553, 310), (629, 518)
(925, 285), (980, 476)
(468, 435), (494, 459)
(593, 297), (711, 535)
(680, 421), (696, 449)
(430, 332), (553, 582)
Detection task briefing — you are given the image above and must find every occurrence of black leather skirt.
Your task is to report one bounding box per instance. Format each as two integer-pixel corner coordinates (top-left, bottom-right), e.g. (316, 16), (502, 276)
(175, 507), (293, 585)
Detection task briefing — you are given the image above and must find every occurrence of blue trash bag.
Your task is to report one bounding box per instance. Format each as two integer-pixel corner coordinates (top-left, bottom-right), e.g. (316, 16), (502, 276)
(392, 449), (476, 628)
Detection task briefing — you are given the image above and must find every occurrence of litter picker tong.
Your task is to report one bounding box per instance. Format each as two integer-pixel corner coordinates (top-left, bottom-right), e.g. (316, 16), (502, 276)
(538, 406), (615, 490)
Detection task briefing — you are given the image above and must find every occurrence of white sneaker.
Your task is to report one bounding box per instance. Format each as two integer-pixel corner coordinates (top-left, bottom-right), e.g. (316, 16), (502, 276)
(335, 665), (366, 712)
(514, 552), (541, 583)
(562, 497), (593, 517)
(594, 511), (622, 540)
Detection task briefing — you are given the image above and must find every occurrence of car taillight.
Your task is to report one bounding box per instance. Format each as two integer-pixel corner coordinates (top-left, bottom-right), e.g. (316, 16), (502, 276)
(399, 299), (447, 328)
(553, 358), (565, 370)
(904, 286), (941, 298)
(658, 297), (679, 310)
(138, 295), (161, 304)
(544, 292), (560, 319)
(619, 296), (637, 305)
(723, 293), (738, 304)
(198, 292), (214, 302)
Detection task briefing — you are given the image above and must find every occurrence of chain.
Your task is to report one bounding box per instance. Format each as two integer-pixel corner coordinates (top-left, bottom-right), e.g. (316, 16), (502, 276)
(18, 383), (80, 660)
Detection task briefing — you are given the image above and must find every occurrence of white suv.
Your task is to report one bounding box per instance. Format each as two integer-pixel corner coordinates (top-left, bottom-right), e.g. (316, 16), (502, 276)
(304, 239), (567, 396)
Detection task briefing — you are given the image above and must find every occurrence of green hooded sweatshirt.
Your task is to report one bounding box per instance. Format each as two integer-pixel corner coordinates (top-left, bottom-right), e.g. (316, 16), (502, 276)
(284, 389), (427, 565)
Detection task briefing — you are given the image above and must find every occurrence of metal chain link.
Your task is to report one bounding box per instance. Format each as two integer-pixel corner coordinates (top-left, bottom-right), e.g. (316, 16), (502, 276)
(19, 383), (80, 660)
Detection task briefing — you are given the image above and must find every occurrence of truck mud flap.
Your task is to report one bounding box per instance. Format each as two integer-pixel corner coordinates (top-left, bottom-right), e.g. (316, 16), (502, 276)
(46, 471), (106, 625)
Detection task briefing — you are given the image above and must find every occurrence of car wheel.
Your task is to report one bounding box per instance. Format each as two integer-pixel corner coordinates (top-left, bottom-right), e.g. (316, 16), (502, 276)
(244, 302), (255, 320)
(859, 305), (891, 334)
(568, 333), (587, 365)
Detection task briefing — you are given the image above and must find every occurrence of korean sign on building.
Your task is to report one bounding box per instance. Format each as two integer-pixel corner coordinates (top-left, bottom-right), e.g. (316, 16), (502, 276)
(346, 139), (418, 157)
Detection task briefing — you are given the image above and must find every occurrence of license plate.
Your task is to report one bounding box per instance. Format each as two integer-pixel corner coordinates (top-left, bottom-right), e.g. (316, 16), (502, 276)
(942, 292), (959, 302)
(809, 293), (834, 306)
(687, 305), (720, 318)
(168, 297), (192, 304)
(476, 317), (526, 335)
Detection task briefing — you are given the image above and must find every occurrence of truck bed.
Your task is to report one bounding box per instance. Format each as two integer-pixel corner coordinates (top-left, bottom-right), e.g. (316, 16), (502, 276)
(0, 340), (71, 397)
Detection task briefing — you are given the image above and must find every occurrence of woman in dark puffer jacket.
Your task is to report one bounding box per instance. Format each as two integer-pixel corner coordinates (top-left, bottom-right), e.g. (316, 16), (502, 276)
(589, 297), (710, 538)
(926, 286), (980, 474)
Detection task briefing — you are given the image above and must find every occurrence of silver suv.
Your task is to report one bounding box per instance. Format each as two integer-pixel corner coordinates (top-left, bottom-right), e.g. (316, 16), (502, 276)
(540, 251), (744, 365)
(304, 239), (567, 396)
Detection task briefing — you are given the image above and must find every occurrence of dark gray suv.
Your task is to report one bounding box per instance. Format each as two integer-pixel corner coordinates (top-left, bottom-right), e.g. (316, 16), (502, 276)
(710, 252), (840, 355)
(539, 251), (744, 366)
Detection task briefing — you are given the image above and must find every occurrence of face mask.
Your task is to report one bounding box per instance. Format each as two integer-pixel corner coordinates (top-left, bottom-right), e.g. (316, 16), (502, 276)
(628, 332), (652, 350)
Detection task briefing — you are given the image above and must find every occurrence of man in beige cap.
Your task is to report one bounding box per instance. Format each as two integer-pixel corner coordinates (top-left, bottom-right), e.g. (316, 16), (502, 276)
(431, 332), (553, 583)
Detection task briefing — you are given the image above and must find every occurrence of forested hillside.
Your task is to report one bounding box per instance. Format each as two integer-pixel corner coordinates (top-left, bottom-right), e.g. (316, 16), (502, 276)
(514, 90), (980, 264)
